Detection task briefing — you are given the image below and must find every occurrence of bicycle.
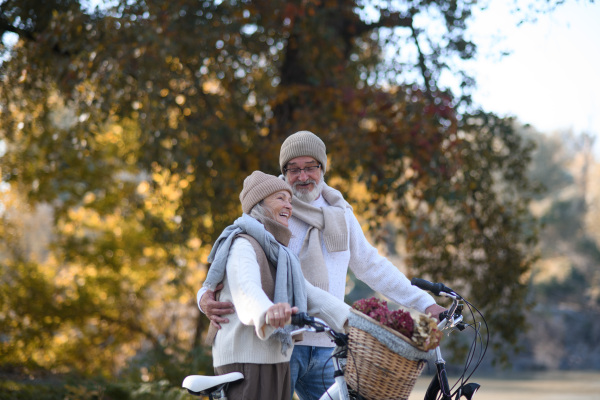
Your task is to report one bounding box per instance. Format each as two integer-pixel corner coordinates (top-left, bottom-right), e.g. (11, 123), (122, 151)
(182, 278), (487, 400)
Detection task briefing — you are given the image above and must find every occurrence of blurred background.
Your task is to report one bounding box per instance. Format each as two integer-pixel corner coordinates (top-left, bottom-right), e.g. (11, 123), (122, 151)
(1, 0), (598, 398)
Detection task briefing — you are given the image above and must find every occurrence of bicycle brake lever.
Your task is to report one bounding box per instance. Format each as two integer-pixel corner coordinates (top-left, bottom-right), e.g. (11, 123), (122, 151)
(290, 327), (309, 336)
(449, 315), (464, 330)
(440, 314), (465, 333)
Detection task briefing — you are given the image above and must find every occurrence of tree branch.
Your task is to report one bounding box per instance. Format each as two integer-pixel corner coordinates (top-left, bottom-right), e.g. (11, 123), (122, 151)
(410, 25), (433, 102)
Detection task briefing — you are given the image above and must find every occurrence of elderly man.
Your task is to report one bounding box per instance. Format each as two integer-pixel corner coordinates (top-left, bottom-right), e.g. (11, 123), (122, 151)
(199, 130), (445, 400)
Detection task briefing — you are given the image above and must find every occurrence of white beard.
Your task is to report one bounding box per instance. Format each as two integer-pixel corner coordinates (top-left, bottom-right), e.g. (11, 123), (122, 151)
(292, 178), (324, 203)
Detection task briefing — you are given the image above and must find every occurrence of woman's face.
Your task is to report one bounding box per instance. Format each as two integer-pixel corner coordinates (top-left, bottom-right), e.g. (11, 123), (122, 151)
(263, 190), (293, 227)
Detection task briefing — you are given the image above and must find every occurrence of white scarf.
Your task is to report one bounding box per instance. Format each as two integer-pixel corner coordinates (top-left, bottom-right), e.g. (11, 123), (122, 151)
(291, 182), (351, 291)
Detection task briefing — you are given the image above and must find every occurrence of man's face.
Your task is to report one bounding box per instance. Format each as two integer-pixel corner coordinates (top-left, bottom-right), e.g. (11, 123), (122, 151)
(283, 156), (323, 202)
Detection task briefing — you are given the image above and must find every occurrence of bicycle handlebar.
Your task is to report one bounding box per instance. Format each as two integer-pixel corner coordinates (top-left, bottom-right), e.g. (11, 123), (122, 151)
(290, 312), (348, 345)
(290, 312), (314, 327)
(411, 277), (461, 298)
(439, 306), (466, 331)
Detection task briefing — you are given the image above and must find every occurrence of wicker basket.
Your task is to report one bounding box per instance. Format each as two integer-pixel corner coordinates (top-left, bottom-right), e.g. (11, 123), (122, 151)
(344, 310), (428, 400)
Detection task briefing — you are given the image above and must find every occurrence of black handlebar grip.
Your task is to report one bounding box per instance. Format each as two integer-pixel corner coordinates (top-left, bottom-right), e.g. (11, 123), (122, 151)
(411, 277), (456, 296)
(290, 312), (313, 326)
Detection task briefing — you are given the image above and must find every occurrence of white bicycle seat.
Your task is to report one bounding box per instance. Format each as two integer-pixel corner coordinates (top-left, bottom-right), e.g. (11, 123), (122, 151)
(182, 372), (244, 393)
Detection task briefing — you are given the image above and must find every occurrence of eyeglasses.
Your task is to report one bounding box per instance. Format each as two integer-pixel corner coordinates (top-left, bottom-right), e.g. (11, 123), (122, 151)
(284, 164), (321, 176)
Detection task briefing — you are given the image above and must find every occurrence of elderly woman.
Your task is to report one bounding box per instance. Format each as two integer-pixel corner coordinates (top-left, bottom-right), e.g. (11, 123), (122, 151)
(199, 171), (349, 400)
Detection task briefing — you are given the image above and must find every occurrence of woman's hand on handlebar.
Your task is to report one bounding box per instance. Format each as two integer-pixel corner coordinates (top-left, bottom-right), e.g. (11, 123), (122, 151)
(266, 303), (298, 329)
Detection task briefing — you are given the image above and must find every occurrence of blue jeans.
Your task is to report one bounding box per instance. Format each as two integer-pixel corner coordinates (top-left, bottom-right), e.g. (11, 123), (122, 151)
(290, 345), (335, 400)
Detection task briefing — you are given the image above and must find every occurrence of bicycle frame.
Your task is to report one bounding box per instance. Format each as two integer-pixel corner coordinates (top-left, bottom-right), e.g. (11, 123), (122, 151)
(412, 279), (483, 400)
(289, 319), (352, 400)
(425, 292), (470, 400)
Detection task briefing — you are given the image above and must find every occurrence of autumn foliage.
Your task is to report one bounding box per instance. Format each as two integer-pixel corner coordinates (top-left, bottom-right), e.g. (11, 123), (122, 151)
(0, 0), (539, 380)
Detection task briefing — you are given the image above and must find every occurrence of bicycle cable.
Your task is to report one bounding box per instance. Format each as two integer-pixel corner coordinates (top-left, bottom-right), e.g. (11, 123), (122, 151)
(447, 296), (489, 399)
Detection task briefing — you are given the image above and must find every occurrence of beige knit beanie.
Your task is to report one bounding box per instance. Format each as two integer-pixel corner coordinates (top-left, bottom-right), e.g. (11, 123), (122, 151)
(239, 171), (293, 214)
(279, 130), (327, 174)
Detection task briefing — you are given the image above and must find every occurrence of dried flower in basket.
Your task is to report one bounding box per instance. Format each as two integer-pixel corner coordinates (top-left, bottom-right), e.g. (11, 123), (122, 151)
(352, 297), (442, 350)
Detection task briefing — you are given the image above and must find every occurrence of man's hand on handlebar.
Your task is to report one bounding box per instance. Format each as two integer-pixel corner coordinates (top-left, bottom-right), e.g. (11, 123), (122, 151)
(200, 283), (235, 330)
(425, 303), (447, 321)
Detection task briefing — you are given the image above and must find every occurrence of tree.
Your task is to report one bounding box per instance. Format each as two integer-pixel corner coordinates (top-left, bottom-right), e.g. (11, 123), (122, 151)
(1, 0), (543, 378)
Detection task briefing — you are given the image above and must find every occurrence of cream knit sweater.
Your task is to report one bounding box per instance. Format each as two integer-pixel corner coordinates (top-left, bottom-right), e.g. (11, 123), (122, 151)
(288, 195), (436, 348)
(212, 237), (350, 368)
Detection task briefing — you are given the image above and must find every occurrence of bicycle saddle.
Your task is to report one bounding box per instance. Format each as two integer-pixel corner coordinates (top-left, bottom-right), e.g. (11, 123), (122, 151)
(182, 372), (244, 394)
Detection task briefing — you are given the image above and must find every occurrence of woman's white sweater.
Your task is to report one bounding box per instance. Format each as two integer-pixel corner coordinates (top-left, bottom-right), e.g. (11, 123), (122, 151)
(212, 237), (350, 368)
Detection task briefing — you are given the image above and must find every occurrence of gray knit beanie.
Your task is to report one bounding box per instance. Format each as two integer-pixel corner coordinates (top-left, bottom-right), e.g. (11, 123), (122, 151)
(240, 171), (293, 214)
(279, 130), (327, 174)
